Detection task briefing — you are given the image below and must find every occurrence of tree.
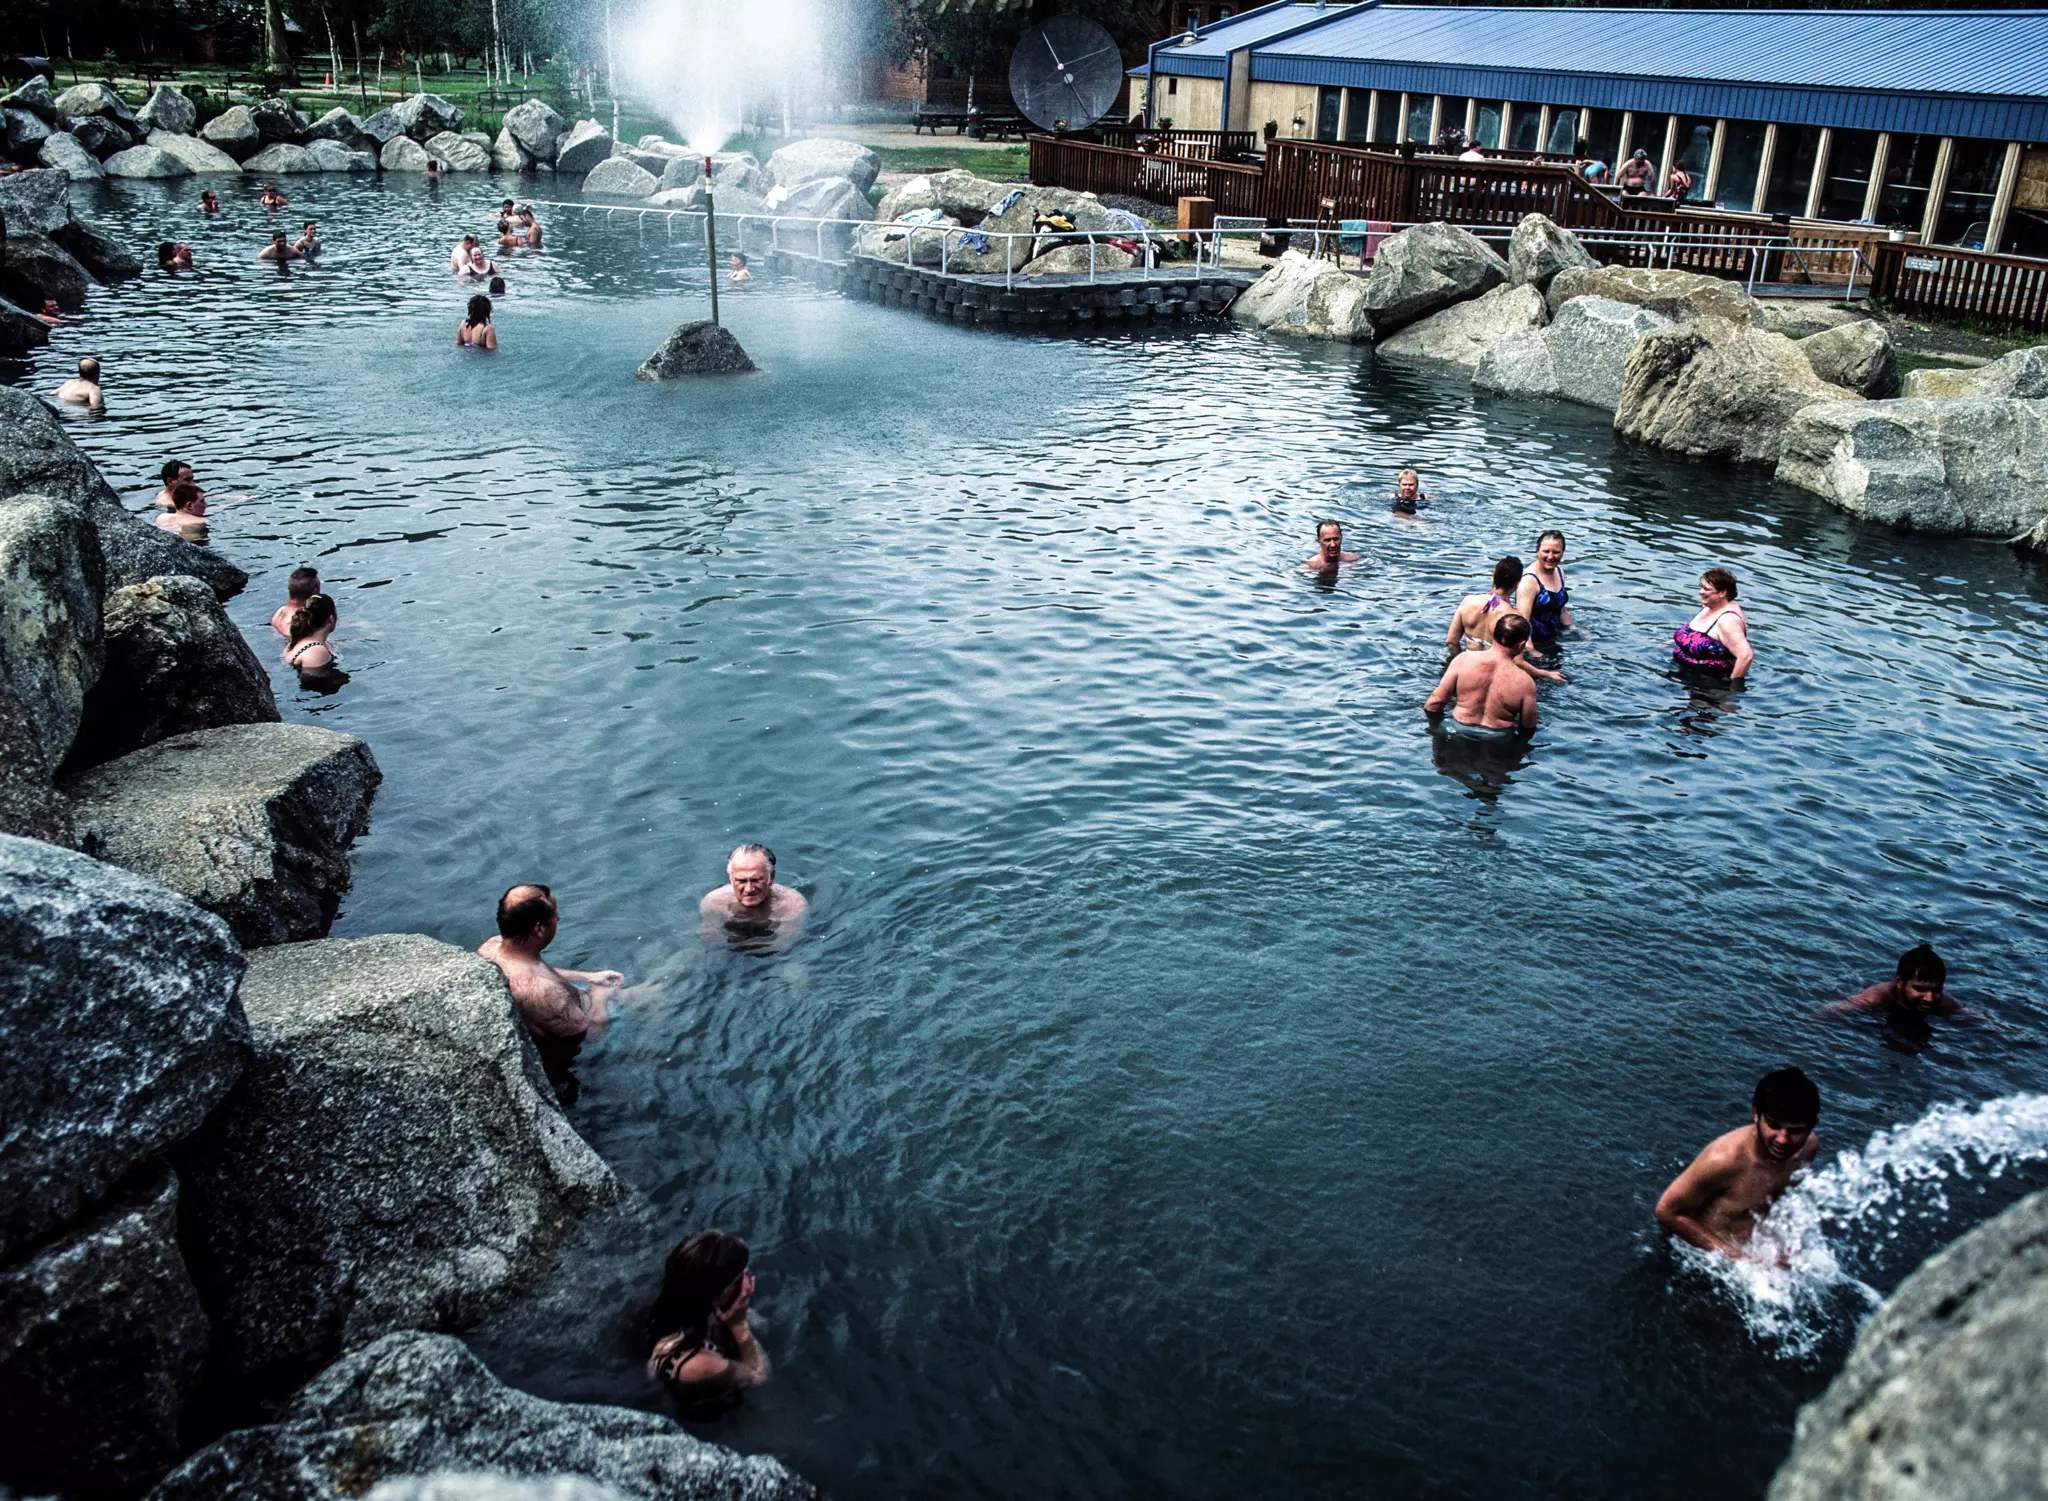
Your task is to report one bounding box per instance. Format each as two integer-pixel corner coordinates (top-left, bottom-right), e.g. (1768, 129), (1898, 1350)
(263, 0), (294, 76)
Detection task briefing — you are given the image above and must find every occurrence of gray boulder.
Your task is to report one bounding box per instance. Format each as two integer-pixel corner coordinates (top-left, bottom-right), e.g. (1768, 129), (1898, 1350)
(1546, 263), (1762, 326)
(635, 133), (687, 154)
(249, 97), (305, 143)
(1507, 212), (1596, 292)
(553, 119), (613, 176)
(0, 1165), (210, 1497)
(711, 151), (767, 194)
(54, 217), (138, 280)
(1376, 282), (1547, 370)
(66, 723), (378, 947)
(0, 230), (95, 310)
(135, 85), (197, 136)
(941, 184), (1115, 274)
(1471, 328), (1559, 403)
(394, 92), (464, 142)
(66, 575), (279, 773)
(1757, 301), (1869, 339)
(621, 148), (671, 176)
(857, 209), (960, 266)
(1616, 318), (1859, 465)
(648, 184), (707, 210)
(53, 82), (137, 130)
(0, 166), (73, 233)
(425, 130), (490, 173)
(0, 832), (247, 1259)
(876, 168), (1012, 223)
(304, 107), (372, 153)
(1776, 397), (2048, 537)
(155, 1331), (815, 1501)
(2018, 515), (2048, 562)
(145, 129), (243, 174)
(36, 130), (103, 180)
(0, 493), (103, 794)
(306, 139), (375, 173)
(2, 75), (59, 122)
(655, 153), (703, 193)
(1361, 221), (1509, 335)
(169, 936), (621, 1392)
(357, 105), (406, 146)
(69, 113), (135, 158)
(369, 1478), (635, 1501)
(503, 99), (564, 162)
(1770, 1189), (2048, 1501)
(381, 135), (431, 173)
(199, 104), (262, 161)
(1800, 320), (1898, 398)
(1475, 295), (1672, 411)
(0, 387), (247, 599)
(766, 136), (880, 195)
(0, 299), (51, 358)
(1231, 249), (1373, 342)
(1023, 242), (1137, 277)
(1902, 345), (2048, 401)
(243, 141), (321, 175)
(778, 173), (874, 223)
(3, 103), (51, 155)
(491, 127), (533, 172)
(637, 320), (758, 378)
(103, 144), (191, 179)
(580, 155), (658, 198)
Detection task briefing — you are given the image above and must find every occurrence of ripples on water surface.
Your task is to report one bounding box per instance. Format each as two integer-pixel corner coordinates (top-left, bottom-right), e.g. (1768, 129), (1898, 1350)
(20, 176), (2048, 1499)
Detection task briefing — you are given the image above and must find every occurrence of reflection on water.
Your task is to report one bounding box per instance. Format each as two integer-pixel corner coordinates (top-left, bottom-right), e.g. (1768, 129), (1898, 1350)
(15, 174), (2048, 1501)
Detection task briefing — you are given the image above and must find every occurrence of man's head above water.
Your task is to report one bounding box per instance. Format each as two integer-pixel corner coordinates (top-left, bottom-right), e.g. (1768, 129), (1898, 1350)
(726, 844), (776, 910)
(1751, 1067), (1820, 1160)
(1894, 943), (1947, 1009)
(497, 882), (558, 948)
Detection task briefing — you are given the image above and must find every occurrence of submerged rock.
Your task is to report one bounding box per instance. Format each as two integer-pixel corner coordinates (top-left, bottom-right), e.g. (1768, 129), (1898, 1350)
(1615, 318), (1857, 465)
(1231, 248), (1373, 342)
(1361, 221), (1508, 335)
(0, 832), (247, 1260)
(1776, 397), (2048, 537)
(636, 320), (758, 378)
(1770, 1188), (2048, 1501)
(1507, 212), (1596, 292)
(170, 937), (621, 1394)
(153, 1330), (815, 1501)
(66, 722), (378, 946)
(767, 136), (880, 195)
(1376, 282), (1548, 370)
(1901, 345), (2048, 401)
(0, 1164), (210, 1497)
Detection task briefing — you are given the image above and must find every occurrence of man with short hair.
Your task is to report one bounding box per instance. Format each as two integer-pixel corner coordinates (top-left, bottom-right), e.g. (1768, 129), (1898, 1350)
(153, 480), (209, 544)
(272, 566), (327, 638)
(258, 230), (299, 262)
(154, 458), (194, 510)
(1655, 1068), (1822, 1259)
(518, 205), (542, 249)
(54, 356), (102, 408)
(1424, 613), (1539, 734)
(1823, 943), (1975, 1027)
(478, 884), (625, 1074)
(1619, 148), (1656, 194)
(450, 233), (479, 273)
(701, 844), (808, 929)
(1304, 519), (1360, 572)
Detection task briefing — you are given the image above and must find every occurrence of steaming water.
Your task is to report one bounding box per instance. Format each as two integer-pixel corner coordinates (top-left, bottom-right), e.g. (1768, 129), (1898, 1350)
(18, 174), (2048, 1500)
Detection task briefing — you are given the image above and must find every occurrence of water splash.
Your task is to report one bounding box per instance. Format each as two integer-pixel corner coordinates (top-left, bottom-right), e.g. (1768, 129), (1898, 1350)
(1679, 1092), (2048, 1358)
(615, 0), (829, 155)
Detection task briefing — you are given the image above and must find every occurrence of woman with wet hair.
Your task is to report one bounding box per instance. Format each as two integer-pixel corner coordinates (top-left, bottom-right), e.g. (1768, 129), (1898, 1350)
(456, 294), (498, 351)
(284, 593), (344, 685)
(1514, 529), (1573, 653)
(648, 1230), (769, 1405)
(1673, 567), (1753, 681)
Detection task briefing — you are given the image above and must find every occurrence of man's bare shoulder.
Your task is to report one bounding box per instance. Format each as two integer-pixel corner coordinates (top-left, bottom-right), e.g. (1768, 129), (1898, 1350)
(699, 887), (732, 915)
(774, 886), (810, 919)
(477, 935), (504, 960)
(1693, 1126), (1754, 1176)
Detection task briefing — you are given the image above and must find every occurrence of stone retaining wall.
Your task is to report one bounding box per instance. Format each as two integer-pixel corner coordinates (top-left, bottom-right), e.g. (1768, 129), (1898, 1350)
(830, 254), (1245, 329)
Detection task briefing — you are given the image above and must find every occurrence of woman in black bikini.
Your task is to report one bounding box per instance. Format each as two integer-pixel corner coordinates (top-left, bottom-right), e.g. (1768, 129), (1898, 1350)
(284, 593), (347, 687)
(647, 1230), (770, 1408)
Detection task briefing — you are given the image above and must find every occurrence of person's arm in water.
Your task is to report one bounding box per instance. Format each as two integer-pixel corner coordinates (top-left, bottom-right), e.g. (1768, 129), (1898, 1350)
(1444, 601), (1469, 653)
(1513, 672), (1540, 731)
(1423, 660), (1459, 717)
(1716, 612), (1754, 681)
(480, 323), (498, 351)
(1654, 1141), (1742, 1258)
(1820, 981), (1895, 1019)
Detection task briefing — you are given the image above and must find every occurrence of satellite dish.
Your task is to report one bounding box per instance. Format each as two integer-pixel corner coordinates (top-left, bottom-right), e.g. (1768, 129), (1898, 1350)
(1008, 14), (1124, 132)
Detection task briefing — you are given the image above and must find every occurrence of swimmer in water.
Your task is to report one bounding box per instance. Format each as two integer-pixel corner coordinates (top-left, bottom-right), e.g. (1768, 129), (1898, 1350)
(700, 843), (808, 933)
(1514, 530), (1573, 655)
(153, 458), (194, 510)
(257, 230), (299, 262)
(283, 593), (345, 684)
(53, 356), (103, 409)
(456, 293), (498, 350)
(1423, 612), (1539, 734)
(518, 205), (542, 248)
(478, 883), (624, 1081)
(293, 220), (322, 259)
(271, 566), (328, 637)
(1822, 943), (1976, 1026)
(648, 1231), (771, 1407)
(259, 182), (288, 209)
(728, 252), (752, 283)
(1391, 468), (1429, 513)
(1447, 557), (1564, 682)
(1303, 518), (1360, 572)
(1673, 567), (1753, 681)
(449, 233), (478, 272)
(153, 480), (210, 544)
(1654, 1067), (1820, 1260)
(200, 189), (220, 214)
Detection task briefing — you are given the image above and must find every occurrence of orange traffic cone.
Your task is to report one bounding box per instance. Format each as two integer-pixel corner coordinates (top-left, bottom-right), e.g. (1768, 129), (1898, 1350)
(323, 72), (333, 86)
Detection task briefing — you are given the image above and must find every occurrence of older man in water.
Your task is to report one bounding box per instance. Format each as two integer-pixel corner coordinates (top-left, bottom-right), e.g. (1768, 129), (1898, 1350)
(54, 356), (103, 408)
(1424, 612), (1539, 734)
(701, 843), (808, 931)
(479, 884), (624, 1089)
(1303, 518), (1360, 573)
(1655, 1067), (1821, 1259)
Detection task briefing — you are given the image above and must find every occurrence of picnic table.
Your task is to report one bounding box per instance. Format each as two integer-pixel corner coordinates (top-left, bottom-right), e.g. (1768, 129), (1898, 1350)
(912, 109), (1029, 141)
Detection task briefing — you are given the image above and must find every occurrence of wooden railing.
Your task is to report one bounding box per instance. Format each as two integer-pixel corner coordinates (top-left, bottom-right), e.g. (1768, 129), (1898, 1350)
(1087, 126), (1260, 160)
(1869, 240), (2048, 331)
(1028, 134), (1268, 217)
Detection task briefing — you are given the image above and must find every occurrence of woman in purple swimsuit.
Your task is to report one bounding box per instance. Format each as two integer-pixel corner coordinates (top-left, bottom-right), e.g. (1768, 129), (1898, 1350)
(1673, 567), (1753, 680)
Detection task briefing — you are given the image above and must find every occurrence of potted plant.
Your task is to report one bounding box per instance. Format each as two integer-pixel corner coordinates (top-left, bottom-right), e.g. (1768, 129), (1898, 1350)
(1263, 119), (1279, 143)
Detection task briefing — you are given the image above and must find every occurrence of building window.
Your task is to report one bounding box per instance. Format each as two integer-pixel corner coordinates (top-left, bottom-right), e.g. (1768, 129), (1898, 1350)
(1371, 90), (1398, 145)
(2007, 146), (2048, 257)
(1407, 94), (1434, 145)
(1717, 119), (1768, 213)
(1436, 97), (1473, 148)
(1545, 107), (1582, 156)
(1817, 128), (1880, 220)
(1316, 86), (1342, 142)
(1668, 115), (1714, 199)
(1341, 87), (1372, 143)
(1933, 137), (2004, 246)
(1763, 124), (1822, 216)
(1166, 76), (1177, 96)
(1473, 101), (1503, 150)
(1876, 132), (1941, 231)
(1585, 111), (1624, 172)
(1508, 104), (1540, 152)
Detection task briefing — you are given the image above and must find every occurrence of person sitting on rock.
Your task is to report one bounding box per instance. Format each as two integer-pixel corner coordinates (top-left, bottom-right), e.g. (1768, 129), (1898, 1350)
(293, 220), (322, 258)
(456, 293), (498, 351)
(200, 189), (220, 214)
(259, 182), (289, 209)
(53, 356), (103, 409)
(271, 565), (327, 638)
(258, 230), (300, 262)
(478, 883), (624, 1095)
(727, 251), (751, 284)
(153, 480), (210, 544)
(153, 458), (194, 510)
(648, 1230), (771, 1408)
(283, 592), (344, 684)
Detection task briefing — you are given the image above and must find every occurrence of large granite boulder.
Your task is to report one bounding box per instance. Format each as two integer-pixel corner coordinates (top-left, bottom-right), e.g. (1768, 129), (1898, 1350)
(940, 185), (1117, 275)
(858, 209), (961, 266)
(199, 104), (262, 161)
(876, 168), (1012, 222)
(1376, 282), (1547, 369)
(0, 167), (74, 233)
(0, 832), (248, 1259)
(1231, 248), (1372, 342)
(777, 173), (874, 224)
(357, 105), (405, 146)
(368, 1476), (635, 1501)
(0, 493), (103, 792)
(380, 134), (431, 172)
(1902, 345), (2048, 401)
(53, 82), (138, 131)
(54, 218), (141, 281)
(425, 130), (490, 172)
(0, 388), (247, 600)
(36, 130), (103, 180)
(618, 147), (671, 176)
(553, 119), (613, 176)
(306, 139), (375, 173)
(304, 106), (373, 154)
(394, 92), (464, 141)
(135, 84), (197, 136)
(0, 1166), (210, 1497)
(66, 575), (279, 772)
(636, 320), (757, 378)
(0, 299), (52, 358)
(249, 97), (305, 143)
(503, 99), (564, 162)
(1507, 212), (1596, 292)
(2018, 515), (2048, 562)
(767, 136), (880, 195)
(1757, 301), (1867, 339)
(1546, 262), (1762, 326)
(711, 152), (767, 195)
(655, 153), (703, 193)
(1360, 221), (1508, 335)
(1474, 295), (1672, 411)
(0, 230), (95, 310)
(580, 155), (657, 198)
(491, 126), (533, 172)
(1800, 319), (1898, 398)
(68, 112), (135, 158)
(145, 129), (243, 174)
(3, 103), (51, 155)
(2, 75), (60, 122)
(103, 144), (191, 178)
(155, 1331), (814, 1501)
(1615, 318), (1858, 465)
(242, 141), (321, 175)
(1023, 241), (1137, 277)
(1776, 397), (2048, 537)
(169, 937), (621, 1393)
(1770, 1189), (2048, 1501)
(65, 723), (378, 947)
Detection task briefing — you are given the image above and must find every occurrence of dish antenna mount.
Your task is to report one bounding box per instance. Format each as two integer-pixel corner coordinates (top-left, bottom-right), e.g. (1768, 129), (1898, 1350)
(1008, 14), (1124, 132)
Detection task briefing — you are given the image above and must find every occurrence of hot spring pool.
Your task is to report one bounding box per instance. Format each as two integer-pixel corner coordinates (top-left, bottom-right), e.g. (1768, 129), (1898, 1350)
(22, 172), (2048, 1500)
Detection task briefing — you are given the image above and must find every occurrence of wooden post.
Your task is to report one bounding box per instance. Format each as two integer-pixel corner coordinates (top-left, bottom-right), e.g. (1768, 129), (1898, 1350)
(1919, 136), (1954, 243)
(1396, 93), (1410, 145)
(1753, 124), (1778, 215)
(1985, 141), (2022, 253)
(1464, 98), (1477, 144)
(1428, 94), (1442, 146)
(1364, 89), (1378, 144)
(1615, 111), (1633, 168)
(1536, 105), (1551, 153)
(1334, 88), (1349, 142)
(1704, 119), (1727, 201)
(1655, 114), (1677, 194)
(1863, 133), (1891, 224)
(1805, 128), (1831, 220)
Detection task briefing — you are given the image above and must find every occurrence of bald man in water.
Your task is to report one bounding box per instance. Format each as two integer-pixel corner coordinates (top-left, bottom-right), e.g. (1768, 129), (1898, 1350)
(1655, 1067), (1821, 1259)
(479, 883), (624, 1051)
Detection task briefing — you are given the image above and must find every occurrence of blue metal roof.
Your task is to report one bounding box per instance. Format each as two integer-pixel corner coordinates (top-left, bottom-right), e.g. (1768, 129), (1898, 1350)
(1242, 6), (2048, 140)
(1153, 1), (1361, 78)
